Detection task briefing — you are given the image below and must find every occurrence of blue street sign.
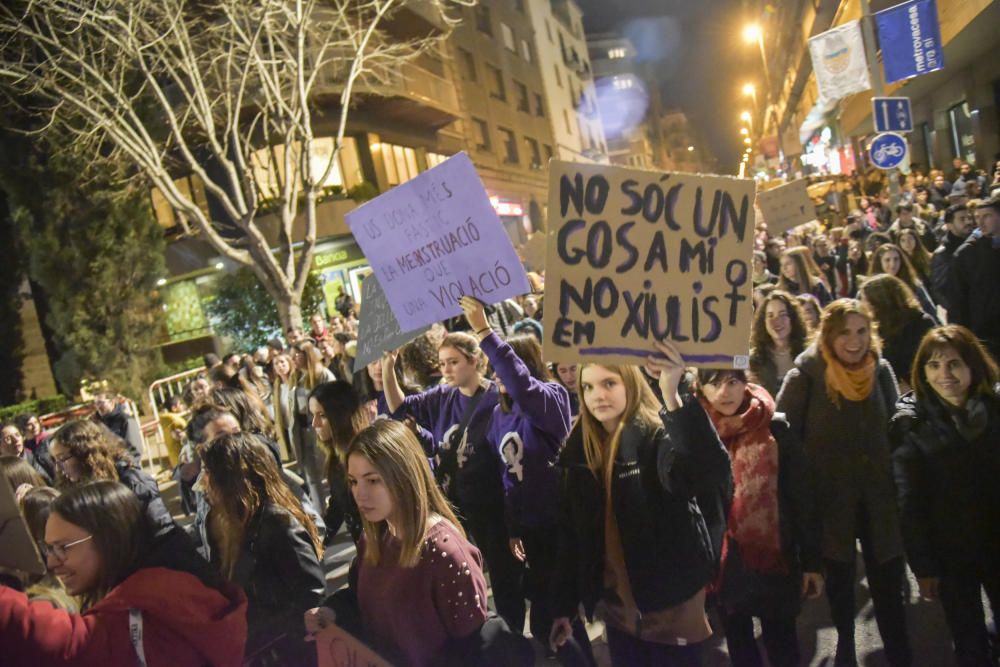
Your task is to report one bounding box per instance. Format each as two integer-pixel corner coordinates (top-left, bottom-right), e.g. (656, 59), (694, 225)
(873, 97), (912, 133)
(869, 133), (908, 170)
(875, 0), (944, 84)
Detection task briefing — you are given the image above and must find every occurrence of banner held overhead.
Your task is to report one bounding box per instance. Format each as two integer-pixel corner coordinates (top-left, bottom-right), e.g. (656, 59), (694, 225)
(542, 162), (756, 368)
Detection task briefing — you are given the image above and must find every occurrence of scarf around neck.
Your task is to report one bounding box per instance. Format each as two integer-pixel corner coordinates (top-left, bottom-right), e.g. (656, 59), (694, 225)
(700, 384), (785, 575)
(820, 343), (877, 407)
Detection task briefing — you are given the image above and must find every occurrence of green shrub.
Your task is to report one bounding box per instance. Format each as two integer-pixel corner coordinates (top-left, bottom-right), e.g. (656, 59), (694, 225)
(0, 395), (70, 424)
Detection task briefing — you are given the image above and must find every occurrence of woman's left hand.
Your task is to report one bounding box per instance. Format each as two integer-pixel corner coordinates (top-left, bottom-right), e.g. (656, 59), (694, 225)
(459, 296), (489, 333)
(647, 339), (686, 411)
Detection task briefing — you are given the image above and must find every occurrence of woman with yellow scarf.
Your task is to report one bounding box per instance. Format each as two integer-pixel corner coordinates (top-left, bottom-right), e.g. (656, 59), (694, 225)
(776, 299), (912, 667)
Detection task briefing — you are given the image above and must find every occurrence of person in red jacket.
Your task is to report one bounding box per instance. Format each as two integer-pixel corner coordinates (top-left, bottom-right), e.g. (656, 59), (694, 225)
(0, 480), (247, 667)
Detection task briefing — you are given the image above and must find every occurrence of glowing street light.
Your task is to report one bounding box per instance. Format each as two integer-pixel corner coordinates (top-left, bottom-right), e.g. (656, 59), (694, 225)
(742, 83), (756, 97)
(740, 111), (752, 123)
(687, 145), (695, 152)
(743, 137), (752, 145)
(740, 127), (749, 136)
(743, 23), (762, 44)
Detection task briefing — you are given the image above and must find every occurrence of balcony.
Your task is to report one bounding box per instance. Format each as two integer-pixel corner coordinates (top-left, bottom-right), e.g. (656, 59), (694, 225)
(382, 0), (449, 39)
(314, 58), (460, 130)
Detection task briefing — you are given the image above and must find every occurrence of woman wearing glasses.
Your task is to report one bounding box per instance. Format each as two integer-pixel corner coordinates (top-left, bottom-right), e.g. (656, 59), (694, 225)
(0, 481), (248, 666)
(48, 419), (176, 537)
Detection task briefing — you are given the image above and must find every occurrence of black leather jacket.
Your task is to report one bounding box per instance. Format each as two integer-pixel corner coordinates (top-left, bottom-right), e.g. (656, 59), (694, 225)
(551, 398), (732, 619)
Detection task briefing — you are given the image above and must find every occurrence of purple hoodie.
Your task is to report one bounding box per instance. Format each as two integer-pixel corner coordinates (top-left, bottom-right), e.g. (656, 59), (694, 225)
(397, 381), (501, 509)
(480, 332), (572, 532)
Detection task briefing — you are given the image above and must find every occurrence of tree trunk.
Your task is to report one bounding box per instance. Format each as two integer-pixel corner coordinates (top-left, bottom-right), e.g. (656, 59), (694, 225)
(277, 296), (304, 333)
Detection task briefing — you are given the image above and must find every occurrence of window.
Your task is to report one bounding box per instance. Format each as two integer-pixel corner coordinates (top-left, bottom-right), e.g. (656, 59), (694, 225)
(427, 152), (450, 168)
(545, 19), (552, 43)
(554, 63), (562, 87)
(543, 144), (554, 161)
(487, 65), (506, 101)
(458, 48), (477, 82)
(514, 80), (529, 113)
(524, 137), (542, 168)
(248, 136), (362, 202)
(472, 118), (491, 151)
(382, 143), (419, 186)
(501, 23), (516, 52)
(533, 93), (544, 117)
(475, 5), (492, 35)
(498, 127), (518, 164)
(608, 47), (626, 59)
(520, 39), (532, 62)
(563, 109), (572, 134)
(569, 83), (577, 111)
(514, 0), (525, 12)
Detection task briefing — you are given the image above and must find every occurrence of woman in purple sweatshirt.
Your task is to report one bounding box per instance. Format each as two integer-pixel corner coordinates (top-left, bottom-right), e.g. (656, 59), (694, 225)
(460, 296), (597, 666)
(381, 331), (525, 632)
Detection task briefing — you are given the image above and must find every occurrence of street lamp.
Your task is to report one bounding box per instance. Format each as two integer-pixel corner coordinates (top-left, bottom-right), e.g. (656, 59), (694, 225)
(743, 137), (752, 145)
(740, 127), (749, 136)
(741, 82), (756, 97)
(742, 23), (762, 44)
(740, 111), (751, 123)
(687, 146), (695, 152)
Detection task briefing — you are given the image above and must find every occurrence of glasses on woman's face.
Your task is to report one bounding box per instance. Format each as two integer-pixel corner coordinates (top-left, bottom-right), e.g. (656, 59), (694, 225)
(43, 534), (93, 561)
(53, 451), (75, 466)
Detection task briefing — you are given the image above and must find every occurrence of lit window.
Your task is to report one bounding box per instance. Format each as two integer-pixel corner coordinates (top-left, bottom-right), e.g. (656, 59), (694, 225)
(501, 23), (516, 52)
(427, 152), (450, 168)
(382, 143), (419, 186)
(520, 39), (532, 62)
(608, 47), (627, 59)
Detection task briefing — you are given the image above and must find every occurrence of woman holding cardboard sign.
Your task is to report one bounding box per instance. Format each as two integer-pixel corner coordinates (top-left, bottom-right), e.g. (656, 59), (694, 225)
(549, 342), (732, 666)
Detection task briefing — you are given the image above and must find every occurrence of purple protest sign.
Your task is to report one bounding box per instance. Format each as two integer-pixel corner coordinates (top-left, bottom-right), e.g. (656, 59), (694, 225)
(346, 152), (530, 330)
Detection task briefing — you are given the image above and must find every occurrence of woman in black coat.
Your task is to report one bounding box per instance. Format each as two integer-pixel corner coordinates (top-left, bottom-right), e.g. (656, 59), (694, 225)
(859, 274), (936, 393)
(776, 299), (911, 666)
(890, 324), (1000, 667)
(549, 341), (732, 666)
(201, 432), (325, 666)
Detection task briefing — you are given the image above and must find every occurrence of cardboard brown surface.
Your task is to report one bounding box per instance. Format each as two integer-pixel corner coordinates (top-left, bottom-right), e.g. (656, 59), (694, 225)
(757, 179), (816, 234)
(315, 624), (393, 667)
(542, 162), (756, 368)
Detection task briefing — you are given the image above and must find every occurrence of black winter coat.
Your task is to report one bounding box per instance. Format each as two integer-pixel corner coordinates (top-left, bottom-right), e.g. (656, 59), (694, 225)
(115, 461), (176, 537)
(551, 398), (732, 620)
(882, 312), (936, 386)
(950, 234), (1000, 360)
(890, 391), (1000, 578)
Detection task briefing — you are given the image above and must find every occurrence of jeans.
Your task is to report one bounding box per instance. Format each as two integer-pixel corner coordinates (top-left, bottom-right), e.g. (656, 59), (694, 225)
(938, 566), (1000, 666)
(605, 625), (703, 667)
(720, 610), (799, 667)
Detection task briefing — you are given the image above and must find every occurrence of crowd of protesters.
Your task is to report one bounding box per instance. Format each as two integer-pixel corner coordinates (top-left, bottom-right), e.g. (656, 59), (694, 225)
(1, 159), (999, 667)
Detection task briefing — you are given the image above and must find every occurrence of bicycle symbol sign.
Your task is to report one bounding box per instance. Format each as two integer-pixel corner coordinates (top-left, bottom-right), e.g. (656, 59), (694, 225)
(869, 133), (908, 170)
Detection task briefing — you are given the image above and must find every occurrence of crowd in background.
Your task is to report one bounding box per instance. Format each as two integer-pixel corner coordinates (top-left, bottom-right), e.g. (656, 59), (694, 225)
(1, 157), (999, 667)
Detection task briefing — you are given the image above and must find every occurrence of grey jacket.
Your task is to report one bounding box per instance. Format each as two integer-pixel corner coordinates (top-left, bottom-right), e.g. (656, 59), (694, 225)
(776, 345), (903, 564)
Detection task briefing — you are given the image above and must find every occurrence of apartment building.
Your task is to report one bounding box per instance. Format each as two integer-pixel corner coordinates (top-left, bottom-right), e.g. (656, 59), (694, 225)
(525, 0), (608, 164)
(745, 0), (1000, 175)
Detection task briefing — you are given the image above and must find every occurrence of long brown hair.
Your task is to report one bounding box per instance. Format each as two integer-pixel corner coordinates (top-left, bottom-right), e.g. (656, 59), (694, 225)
(871, 243), (923, 293)
(858, 274), (923, 338)
(0, 455), (47, 489)
(51, 420), (131, 486)
(308, 381), (370, 485)
(749, 290), (810, 356)
(911, 325), (1000, 403)
(296, 341), (327, 390)
(576, 364), (662, 486)
(897, 228), (932, 280)
(778, 247), (827, 293)
(52, 481), (144, 608)
(347, 419), (463, 567)
(201, 433), (322, 579)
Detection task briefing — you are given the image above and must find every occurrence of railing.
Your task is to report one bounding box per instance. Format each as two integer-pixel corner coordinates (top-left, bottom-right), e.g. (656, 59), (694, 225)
(314, 58), (460, 117)
(146, 367), (205, 462)
(40, 397), (156, 475)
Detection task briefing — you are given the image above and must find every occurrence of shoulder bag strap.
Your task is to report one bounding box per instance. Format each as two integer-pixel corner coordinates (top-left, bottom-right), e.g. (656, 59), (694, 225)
(129, 608), (148, 667)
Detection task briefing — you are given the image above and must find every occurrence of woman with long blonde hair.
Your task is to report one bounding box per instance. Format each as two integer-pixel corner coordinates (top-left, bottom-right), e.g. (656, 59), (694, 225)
(304, 420), (516, 666)
(549, 341), (732, 666)
(201, 432), (324, 666)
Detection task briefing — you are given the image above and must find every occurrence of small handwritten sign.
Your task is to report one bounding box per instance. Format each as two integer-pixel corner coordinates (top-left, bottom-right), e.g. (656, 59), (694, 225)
(315, 624), (393, 667)
(542, 162), (756, 368)
(756, 179), (815, 234)
(346, 152), (530, 330)
(354, 274), (430, 370)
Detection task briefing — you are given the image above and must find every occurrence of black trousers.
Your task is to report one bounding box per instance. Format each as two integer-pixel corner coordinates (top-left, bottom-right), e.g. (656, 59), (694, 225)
(605, 625), (703, 667)
(824, 505), (911, 666)
(938, 565), (1000, 667)
(720, 610), (799, 667)
(462, 503), (526, 634)
(521, 525), (597, 667)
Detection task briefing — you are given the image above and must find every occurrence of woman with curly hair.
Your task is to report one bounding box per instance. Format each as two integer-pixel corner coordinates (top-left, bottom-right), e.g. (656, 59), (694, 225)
(48, 419), (175, 537)
(748, 291), (811, 398)
(777, 247), (833, 307)
(201, 432), (324, 666)
(871, 243), (937, 319)
(400, 333), (443, 390)
(859, 275), (936, 393)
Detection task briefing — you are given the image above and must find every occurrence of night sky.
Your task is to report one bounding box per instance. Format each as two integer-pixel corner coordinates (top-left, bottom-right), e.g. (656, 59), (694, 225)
(577, 0), (749, 173)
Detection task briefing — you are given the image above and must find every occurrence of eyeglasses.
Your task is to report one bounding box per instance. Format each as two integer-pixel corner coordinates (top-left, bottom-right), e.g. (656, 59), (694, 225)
(53, 451), (75, 465)
(43, 534), (93, 561)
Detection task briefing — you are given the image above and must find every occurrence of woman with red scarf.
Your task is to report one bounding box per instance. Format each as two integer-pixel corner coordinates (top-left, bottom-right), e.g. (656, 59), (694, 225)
(695, 368), (822, 666)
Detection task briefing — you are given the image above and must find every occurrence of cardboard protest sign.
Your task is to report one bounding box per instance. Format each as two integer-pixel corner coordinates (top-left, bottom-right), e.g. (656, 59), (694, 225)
(346, 152), (530, 330)
(756, 179), (815, 234)
(0, 475), (45, 575)
(354, 273), (430, 370)
(543, 162), (756, 368)
(315, 623), (393, 667)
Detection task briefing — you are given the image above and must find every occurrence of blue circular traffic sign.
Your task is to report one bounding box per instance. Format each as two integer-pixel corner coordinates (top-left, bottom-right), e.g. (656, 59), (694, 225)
(869, 133), (908, 170)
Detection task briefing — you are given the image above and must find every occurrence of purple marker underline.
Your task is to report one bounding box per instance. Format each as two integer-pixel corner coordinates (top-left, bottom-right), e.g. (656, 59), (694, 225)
(579, 347), (735, 363)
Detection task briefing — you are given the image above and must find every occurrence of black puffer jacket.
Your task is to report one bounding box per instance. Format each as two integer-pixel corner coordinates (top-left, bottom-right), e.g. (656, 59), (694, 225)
(890, 390), (1000, 578)
(551, 398), (732, 619)
(115, 461), (176, 537)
